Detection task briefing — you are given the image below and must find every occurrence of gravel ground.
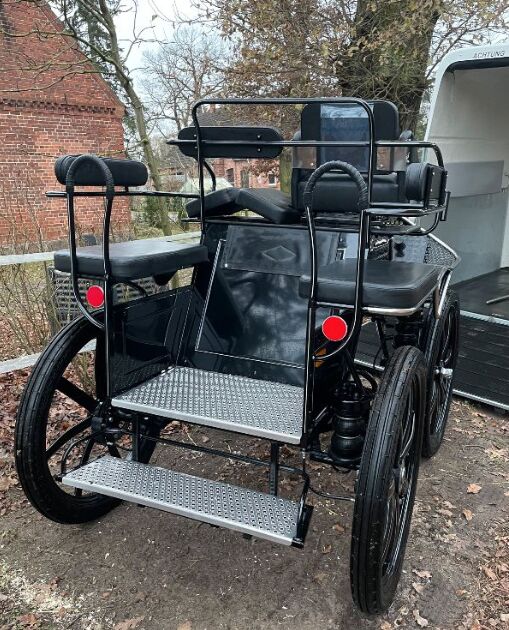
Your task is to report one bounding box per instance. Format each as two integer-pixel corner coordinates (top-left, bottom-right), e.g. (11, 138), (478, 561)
(0, 370), (508, 630)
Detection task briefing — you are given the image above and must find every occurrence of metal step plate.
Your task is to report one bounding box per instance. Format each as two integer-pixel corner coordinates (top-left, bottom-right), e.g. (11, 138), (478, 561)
(62, 456), (300, 545)
(112, 367), (304, 444)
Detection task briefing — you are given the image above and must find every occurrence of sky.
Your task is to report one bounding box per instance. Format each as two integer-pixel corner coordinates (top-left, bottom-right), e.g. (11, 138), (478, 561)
(114, 0), (196, 72)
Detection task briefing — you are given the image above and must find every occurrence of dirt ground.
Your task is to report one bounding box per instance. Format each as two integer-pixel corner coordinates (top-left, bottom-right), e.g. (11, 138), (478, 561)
(0, 369), (508, 630)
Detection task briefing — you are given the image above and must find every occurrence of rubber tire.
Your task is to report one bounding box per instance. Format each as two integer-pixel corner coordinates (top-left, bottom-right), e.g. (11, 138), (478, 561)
(15, 316), (159, 524)
(351, 345), (426, 614)
(421, 290), (460, 458)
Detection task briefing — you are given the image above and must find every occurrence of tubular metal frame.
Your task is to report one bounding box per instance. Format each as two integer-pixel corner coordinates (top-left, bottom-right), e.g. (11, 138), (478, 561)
(56, 97), (450, 443)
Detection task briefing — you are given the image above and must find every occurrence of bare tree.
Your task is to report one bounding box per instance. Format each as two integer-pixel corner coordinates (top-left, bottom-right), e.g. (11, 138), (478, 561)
(0, 0), (173, 234)
(142, 25), (227, 135)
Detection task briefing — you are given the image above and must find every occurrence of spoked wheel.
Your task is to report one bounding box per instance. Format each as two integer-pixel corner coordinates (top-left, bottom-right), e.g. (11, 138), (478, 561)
(351, 345), (426, 614)
(421, 290), (460, 458)
(15, 316), (159, 524)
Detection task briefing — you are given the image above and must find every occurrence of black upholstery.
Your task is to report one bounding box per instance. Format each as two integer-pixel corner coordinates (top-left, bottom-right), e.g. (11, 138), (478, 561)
(186, 188), (242, 218)
(299, 259), (441, 309)
(186, 187), (298, 224)
(295, 173), (400, 212)
(175, 126), (284, 159)
(54, 238), (208, 281)
(55, 155), (148, 188)
(292, 100), (405, 213)
(236, 188), (300, 224)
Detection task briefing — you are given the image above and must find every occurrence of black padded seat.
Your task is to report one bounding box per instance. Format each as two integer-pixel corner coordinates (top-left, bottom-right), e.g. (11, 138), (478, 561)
(54, 238), (208, 281)
(295, 173), (399, 212)
(236, 188), (300, 224)
(186, 187), (299, 224)
(186, 188), (242, 219)
(299, 259), (441, 310)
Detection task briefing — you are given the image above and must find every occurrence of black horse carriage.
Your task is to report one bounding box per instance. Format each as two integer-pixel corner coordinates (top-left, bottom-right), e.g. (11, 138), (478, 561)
(15, 98), (459, 614)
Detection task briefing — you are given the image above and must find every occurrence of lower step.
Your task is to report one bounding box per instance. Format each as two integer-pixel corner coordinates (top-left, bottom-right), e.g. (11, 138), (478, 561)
(62, 456), (301, 546)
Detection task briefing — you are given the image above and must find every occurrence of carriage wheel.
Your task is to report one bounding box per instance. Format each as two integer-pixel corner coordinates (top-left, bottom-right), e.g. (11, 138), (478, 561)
(350, 345), (426, 614)
(421, 290), (460, 458)
(15, 315), (159, 524)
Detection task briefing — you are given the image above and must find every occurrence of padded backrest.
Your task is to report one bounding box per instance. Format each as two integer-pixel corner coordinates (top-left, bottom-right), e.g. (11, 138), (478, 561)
(174, 126), (284, 159)
(292, 101), (403, 212)
(54, 155), (148, 187)
(299, 100), (400, 172)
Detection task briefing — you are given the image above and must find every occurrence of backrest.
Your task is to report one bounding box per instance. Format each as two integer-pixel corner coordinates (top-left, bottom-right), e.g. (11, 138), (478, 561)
(299, 100), (400, 172)
(291, 101), (404, 212)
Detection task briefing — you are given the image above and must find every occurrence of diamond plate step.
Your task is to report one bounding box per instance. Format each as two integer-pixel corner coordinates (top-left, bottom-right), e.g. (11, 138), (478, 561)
(62, 456), (300, 545)
(111, 367), (304, 444)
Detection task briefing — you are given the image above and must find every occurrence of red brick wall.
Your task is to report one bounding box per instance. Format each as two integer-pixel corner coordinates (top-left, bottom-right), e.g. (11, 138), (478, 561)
(213, 158), (280, 189)
(0, 1), (129, 249)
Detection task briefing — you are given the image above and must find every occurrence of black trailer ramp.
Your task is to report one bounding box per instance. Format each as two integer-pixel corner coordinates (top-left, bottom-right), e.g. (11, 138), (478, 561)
(357, 315), (509, 411)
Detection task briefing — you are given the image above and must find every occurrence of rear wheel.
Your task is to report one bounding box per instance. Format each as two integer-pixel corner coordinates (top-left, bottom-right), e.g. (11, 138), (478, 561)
(15, 316), (159, 524)
(351, 345), (426, 614)
(421, 291), (459, 458)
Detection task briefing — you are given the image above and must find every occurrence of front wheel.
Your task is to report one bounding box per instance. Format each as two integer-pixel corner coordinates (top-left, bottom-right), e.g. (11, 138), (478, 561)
(350, 345), (426, 614)
(15, 316), (159, 524)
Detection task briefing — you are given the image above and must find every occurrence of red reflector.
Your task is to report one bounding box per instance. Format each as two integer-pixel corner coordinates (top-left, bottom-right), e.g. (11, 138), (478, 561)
(322, 315), (348, 342)
(86, 285), (104, 308)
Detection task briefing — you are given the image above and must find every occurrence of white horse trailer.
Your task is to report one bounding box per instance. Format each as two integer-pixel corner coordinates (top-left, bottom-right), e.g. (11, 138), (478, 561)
(426, 43), (509, 410)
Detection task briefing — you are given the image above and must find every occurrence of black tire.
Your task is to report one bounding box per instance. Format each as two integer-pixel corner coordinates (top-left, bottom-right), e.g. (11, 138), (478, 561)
(15, 316), (158, 524)
(421, 290), (460, 458)
(351, 345), (426, 614)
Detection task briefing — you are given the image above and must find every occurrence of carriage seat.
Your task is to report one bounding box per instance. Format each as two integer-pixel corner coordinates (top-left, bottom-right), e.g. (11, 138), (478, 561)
(299, 259), (441, 310)
(186, 187), (300, 224)
(293, 173), (400, 213)
(54, 238), (208, 281)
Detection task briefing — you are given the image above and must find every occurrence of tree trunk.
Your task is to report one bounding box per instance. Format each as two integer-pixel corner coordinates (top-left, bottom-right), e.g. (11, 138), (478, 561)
(124, 82), (172, 235)
(341, 0), (443, 132)
(97, 0), (172, 235)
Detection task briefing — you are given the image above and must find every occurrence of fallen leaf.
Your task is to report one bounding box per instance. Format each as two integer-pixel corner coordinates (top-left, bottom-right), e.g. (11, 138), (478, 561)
(313, 572), (327, 585)
(467, 483), (482, 494)
(413, 569), (432, 580)
(114, 617), (145, 630)
(482, 566), (497, 581)
(413, 610), (429, 627)
(177, 623), (192, 630)
(462, 509), (473, 522)
(438, 508), (453, 517)
(0, 477), (15, 492)
(17, 613), (39, 627)
(322, 543), (332, 554)
(380, 622), (392, 630)
(201, 436), (210, 444)
(412, 582), (425, 594)
(333, 523), (345, 533)
(443, 500), (456, 509)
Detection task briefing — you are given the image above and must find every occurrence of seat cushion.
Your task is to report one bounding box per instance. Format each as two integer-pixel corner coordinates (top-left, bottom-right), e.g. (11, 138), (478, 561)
(54, 238), (208, 281)
(236, 188), (300, 224)
(299, 259), (441, 309)
(295, 173), (400, 212)
(186, 188), (243, 219)
(186, 187), (300, 224)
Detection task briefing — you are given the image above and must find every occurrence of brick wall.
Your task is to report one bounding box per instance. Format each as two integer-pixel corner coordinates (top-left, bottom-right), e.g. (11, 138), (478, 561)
(0, 1), (129, 249)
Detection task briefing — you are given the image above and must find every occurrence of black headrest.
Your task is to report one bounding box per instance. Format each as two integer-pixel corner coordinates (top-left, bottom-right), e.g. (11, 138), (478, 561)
(54, 155), (148, 188)
(300, 100), (400, 142)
